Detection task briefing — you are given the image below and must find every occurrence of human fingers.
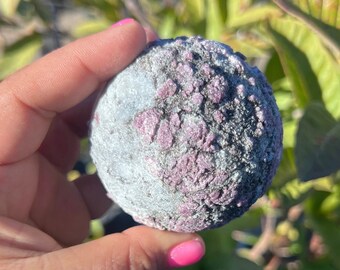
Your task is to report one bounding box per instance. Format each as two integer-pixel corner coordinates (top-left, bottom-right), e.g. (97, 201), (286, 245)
(144, 27), (159, 43)
(0, 153), (90, 246)
(19, 226), (205, 270)
(60, 88), (104, 138)
(60, 26), (159, 139)
(39, 25), (159, 171)
(0, 19), (147, 165)
(38, 116), (80, 173)
(74, 174), (112, 219)
(38, 89), (101, 173)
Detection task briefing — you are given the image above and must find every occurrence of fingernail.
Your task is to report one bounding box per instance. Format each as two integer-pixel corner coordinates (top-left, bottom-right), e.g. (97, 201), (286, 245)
(112, 18), (134, 27)
(167, 239), (205, 268)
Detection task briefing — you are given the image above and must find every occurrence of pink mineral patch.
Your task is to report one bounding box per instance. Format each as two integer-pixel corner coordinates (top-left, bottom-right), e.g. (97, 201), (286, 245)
(183, 85), (194, 96)
(248, 77), (256, 86)
(201, 63), (213, 76)
(209, 190), (221, 201)
(191, 92), (204, 106)
(248, 94), (256, 102)
(157, 79), (177, 99)
(193, 79), (203, 89)
(183, 51), (194, 61)
(236, 84), (245, 97)
(207, 76), (227, 103)
(177, 63), (193, 79)
(213, 110), (224, 123)
(174, 152), (197, 178)
(202, 132), (216, 151)
(207, 88), (220, 103)
(133, 108), (161, 143)
(170, 113), (181, 132)
(157, 120), (173, 150)
(183, 120), (208, 145)
(196, 153), (213, 171)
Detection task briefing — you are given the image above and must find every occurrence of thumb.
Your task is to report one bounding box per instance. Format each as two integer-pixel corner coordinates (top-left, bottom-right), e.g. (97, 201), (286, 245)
(39, 226), (205, 270)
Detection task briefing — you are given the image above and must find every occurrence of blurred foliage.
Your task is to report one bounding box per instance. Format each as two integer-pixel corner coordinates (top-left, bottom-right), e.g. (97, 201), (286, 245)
(1, 0), (340, 269)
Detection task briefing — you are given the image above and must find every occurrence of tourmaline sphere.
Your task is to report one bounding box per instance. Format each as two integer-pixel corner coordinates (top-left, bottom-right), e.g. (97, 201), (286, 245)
(90, 36), (283, 232)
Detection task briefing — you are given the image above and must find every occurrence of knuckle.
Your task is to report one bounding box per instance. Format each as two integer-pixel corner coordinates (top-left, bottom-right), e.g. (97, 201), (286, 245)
(117, 233), (161, 270)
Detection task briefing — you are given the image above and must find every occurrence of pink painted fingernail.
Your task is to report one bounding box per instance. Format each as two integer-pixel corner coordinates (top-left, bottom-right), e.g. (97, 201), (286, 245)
(112, 18), (134, 27)
(167, 239), (205, 268)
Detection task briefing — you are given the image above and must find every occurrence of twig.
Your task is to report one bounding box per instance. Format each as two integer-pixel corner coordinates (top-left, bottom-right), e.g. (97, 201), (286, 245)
(122, 0), (154, 30)
(264, 255), (281, 270)
(248, 211), (277, 261)
(50, 0), (61, 49)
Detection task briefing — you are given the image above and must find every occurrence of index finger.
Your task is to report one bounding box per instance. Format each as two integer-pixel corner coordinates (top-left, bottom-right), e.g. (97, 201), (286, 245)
(0, 20), (147, 164)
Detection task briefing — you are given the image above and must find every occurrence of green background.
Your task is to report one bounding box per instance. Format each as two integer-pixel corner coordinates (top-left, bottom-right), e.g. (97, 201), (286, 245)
(1, 0), (340, 269)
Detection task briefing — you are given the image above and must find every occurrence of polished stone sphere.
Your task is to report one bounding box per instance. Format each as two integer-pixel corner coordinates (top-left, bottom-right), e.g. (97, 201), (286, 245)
(90, 36), (283, 232)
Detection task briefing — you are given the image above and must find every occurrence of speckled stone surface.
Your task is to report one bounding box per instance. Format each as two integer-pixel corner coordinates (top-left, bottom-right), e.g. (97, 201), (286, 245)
(90, 36), (283, 232)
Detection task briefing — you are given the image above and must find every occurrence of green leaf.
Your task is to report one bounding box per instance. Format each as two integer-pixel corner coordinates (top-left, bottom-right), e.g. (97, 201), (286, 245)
(300, 260), (337, 270)
(205, 0), (225, 40)
(265, 51), (285, 84)
(228, 5), (282, 28)
(174, 28), (195, 38)
(292, 0), (340, 27)
(274, 0), (340, 61)
(0, 0), (21, 18)
(295, 103), (340, 181)
(226, 0), (252, 27)
(273, 83), (294, 113)
(320, 190), (340, 214)
(71, 19), (110, 38)
(272, 147), (297, 188)
(157, 10), (176, 38)
(268, 18), (340, 118)
(283, 120), (297, 148)
(267, 22), (323, 108)
(74, 0), (121, 21)
(280, 178), (313, 201)
(183, 0), (205, 22)
(0, 33), (42, 80)
(224, 38), (267, 58)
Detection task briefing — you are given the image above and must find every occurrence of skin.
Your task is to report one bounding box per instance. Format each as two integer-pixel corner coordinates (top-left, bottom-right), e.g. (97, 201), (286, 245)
(0, 21), (203, 269)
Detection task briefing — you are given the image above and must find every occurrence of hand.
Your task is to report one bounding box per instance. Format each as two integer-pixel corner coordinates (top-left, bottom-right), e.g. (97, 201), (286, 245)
(0, 19), (205, 269)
